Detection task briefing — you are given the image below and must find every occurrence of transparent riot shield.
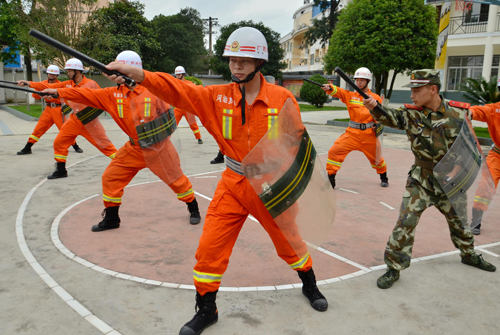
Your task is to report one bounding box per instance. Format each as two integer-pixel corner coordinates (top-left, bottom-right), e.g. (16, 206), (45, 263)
(433, 117), (494, 228)
(241, 98), (336, 256)
(129, 92), (183, 185)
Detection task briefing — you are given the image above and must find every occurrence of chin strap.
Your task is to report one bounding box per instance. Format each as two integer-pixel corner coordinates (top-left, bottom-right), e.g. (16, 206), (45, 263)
(231, 63), (264, 125)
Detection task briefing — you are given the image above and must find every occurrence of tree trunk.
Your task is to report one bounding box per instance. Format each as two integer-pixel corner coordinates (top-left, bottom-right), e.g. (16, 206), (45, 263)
(24, 48), (32, 81)
(387, 71), (398, 100)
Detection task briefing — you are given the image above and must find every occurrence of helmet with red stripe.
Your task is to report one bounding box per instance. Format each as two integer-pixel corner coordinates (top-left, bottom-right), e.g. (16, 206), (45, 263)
(223, 27), (268, 61)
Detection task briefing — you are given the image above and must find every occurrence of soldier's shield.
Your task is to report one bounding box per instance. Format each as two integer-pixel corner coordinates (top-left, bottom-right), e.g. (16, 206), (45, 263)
(242, 98), (336, 256)
(433, 117), (494, 228)
(129, 94), (183, 185)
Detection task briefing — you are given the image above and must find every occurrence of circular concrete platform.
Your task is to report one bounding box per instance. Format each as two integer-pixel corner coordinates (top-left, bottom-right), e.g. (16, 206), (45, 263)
(56, 149), (500, 289)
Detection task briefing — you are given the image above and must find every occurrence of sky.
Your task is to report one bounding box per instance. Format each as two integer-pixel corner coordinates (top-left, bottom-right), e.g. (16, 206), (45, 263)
(139, 0), (306, 42)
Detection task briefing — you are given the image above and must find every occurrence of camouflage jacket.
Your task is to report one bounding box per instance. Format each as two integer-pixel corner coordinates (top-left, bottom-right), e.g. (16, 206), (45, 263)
(370, 97), (469, 192)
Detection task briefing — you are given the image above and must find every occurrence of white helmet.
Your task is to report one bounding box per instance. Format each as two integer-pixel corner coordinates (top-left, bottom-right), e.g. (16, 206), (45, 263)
(116, 50), (142, 69)
(64, 58), (84, 71)
(46, 65), (60, 75)
(353, 67), (372, 81)
(175, 66), (186, 75)
(223, 26), (268, 61)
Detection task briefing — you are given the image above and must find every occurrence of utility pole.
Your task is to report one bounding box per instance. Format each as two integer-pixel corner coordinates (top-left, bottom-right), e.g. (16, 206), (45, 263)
(203, 16), (218, 75)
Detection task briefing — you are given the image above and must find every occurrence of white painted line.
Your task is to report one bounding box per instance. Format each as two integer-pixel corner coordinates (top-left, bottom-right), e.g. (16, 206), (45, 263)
(16, 157), (127, 334)
(379, 201), (395, 210)
(476, 248), (499, 257)
(338, 187), (359, 194)
(306, 241), (370, 271)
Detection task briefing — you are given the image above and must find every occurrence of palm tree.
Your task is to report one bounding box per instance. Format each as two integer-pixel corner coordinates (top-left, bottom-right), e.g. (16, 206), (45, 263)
(460, 77), (500, 105)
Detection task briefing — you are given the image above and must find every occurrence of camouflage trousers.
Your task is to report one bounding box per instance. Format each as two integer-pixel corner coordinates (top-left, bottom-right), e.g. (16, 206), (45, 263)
(384, 177), (475, 271)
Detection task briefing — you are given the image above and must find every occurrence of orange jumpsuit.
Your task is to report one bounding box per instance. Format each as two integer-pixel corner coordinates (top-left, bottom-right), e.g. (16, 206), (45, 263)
(140, 71), (312, 295)
(174, 108), (202, 140)
(30, 77), (116, 163)
(470, 103), (500, 211)
(174, 79), (202, 140)
(55, 84), (195, 208)
(27, 79), (73, 144)
(326, 84), (387, 176)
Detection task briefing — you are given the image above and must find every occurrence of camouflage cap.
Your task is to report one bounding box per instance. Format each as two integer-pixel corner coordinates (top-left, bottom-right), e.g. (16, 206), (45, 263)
(404, 69), (441, 88)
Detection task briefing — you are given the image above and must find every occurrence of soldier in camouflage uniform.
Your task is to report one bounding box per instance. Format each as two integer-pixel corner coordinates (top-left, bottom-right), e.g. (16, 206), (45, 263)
(363, 69), (496, 289)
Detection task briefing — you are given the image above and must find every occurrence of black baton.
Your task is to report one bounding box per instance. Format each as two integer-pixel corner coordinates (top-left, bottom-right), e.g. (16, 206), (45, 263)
(29, 29), (136, 87)
(303, 78), (327, 87)
(0, 79), (19, 85)
(0, 82), (58, 97)
(334, 67), (386, 114)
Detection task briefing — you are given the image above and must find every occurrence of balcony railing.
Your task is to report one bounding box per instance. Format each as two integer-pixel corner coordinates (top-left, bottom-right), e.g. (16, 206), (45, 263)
(449, 15), (487, 35)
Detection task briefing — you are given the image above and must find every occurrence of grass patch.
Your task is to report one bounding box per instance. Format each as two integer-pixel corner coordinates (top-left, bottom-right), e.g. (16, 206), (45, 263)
(8, 104), (43, 118)
(474, 127), (491, 138)
(299, 104), (346, 112)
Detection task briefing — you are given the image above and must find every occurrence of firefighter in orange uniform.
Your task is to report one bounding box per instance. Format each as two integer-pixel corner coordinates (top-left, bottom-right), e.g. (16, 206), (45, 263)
(19, 58), (117, 179)
(173, 65), (203, 144)
(42, 51), (201, 230)
(468, 79), (500, 235)
(16, 65), (83, 155)
(321, 67), (388, 189)
(105, 27), (328, 335)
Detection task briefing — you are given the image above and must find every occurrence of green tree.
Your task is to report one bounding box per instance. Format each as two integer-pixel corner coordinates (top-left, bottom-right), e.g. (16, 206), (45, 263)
(151, 7), (207, 73)
(0, 0), (23, 64)
(1, 0), (99, 79)
(78, 1), (160, 70)
(324, 0), (437, 98)
(211, 21), (286, 81)
(300, 74), (328, 107)
(304, 0), (341, 47)
(461, 77), (500, 105)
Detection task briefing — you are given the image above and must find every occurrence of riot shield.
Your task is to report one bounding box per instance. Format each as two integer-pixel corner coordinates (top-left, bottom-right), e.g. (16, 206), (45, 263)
(129, 93), (183, 185)
(241, 98), (336, 256)
(433, 117), (492, 228)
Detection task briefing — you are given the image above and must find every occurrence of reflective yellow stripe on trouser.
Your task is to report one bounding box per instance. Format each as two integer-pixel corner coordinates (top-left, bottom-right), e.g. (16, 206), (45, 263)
(54, 154), (67, 161)
(177, 188), (194, 200)
(290, 252), (310, 270)
(193, 269), (222, 283)
(327, 159), (342, 167)
(103, 194), (121, 204)
(29, 135), (40, 142)
(222, 109), (233, 139)
(474, 195), (490, 206)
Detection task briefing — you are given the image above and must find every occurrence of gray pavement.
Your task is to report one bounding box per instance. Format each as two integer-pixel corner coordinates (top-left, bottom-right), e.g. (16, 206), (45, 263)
(1, 104), (499, 335)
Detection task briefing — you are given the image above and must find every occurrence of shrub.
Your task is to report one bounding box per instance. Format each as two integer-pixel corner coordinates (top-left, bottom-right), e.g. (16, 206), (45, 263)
(300, 74), (328, 108)
(185, 76), (203, 86)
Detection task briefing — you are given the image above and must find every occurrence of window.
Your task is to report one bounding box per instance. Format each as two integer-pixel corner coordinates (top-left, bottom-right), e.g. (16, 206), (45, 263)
(464, 3), (489, 23)
(447, 55), (483, 90)
(310, 54), (314, 65)
(491, 55), (500, 81)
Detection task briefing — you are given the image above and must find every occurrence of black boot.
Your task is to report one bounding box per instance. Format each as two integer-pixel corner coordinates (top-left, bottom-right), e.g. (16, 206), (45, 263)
(210, 151), (224, 164)
(470, 208), (484, 235)
(179, 291), (218, 335)
(379, 172), (389, 187)
(47, 162), (68, 179)
(328, 173), (336, 189)
(92, 206), (121, 232)
(298, 268), (328, 311)
(187, 199), (201, 225)
(72, 143), (83, 153)
(17, 142), (33, 155)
